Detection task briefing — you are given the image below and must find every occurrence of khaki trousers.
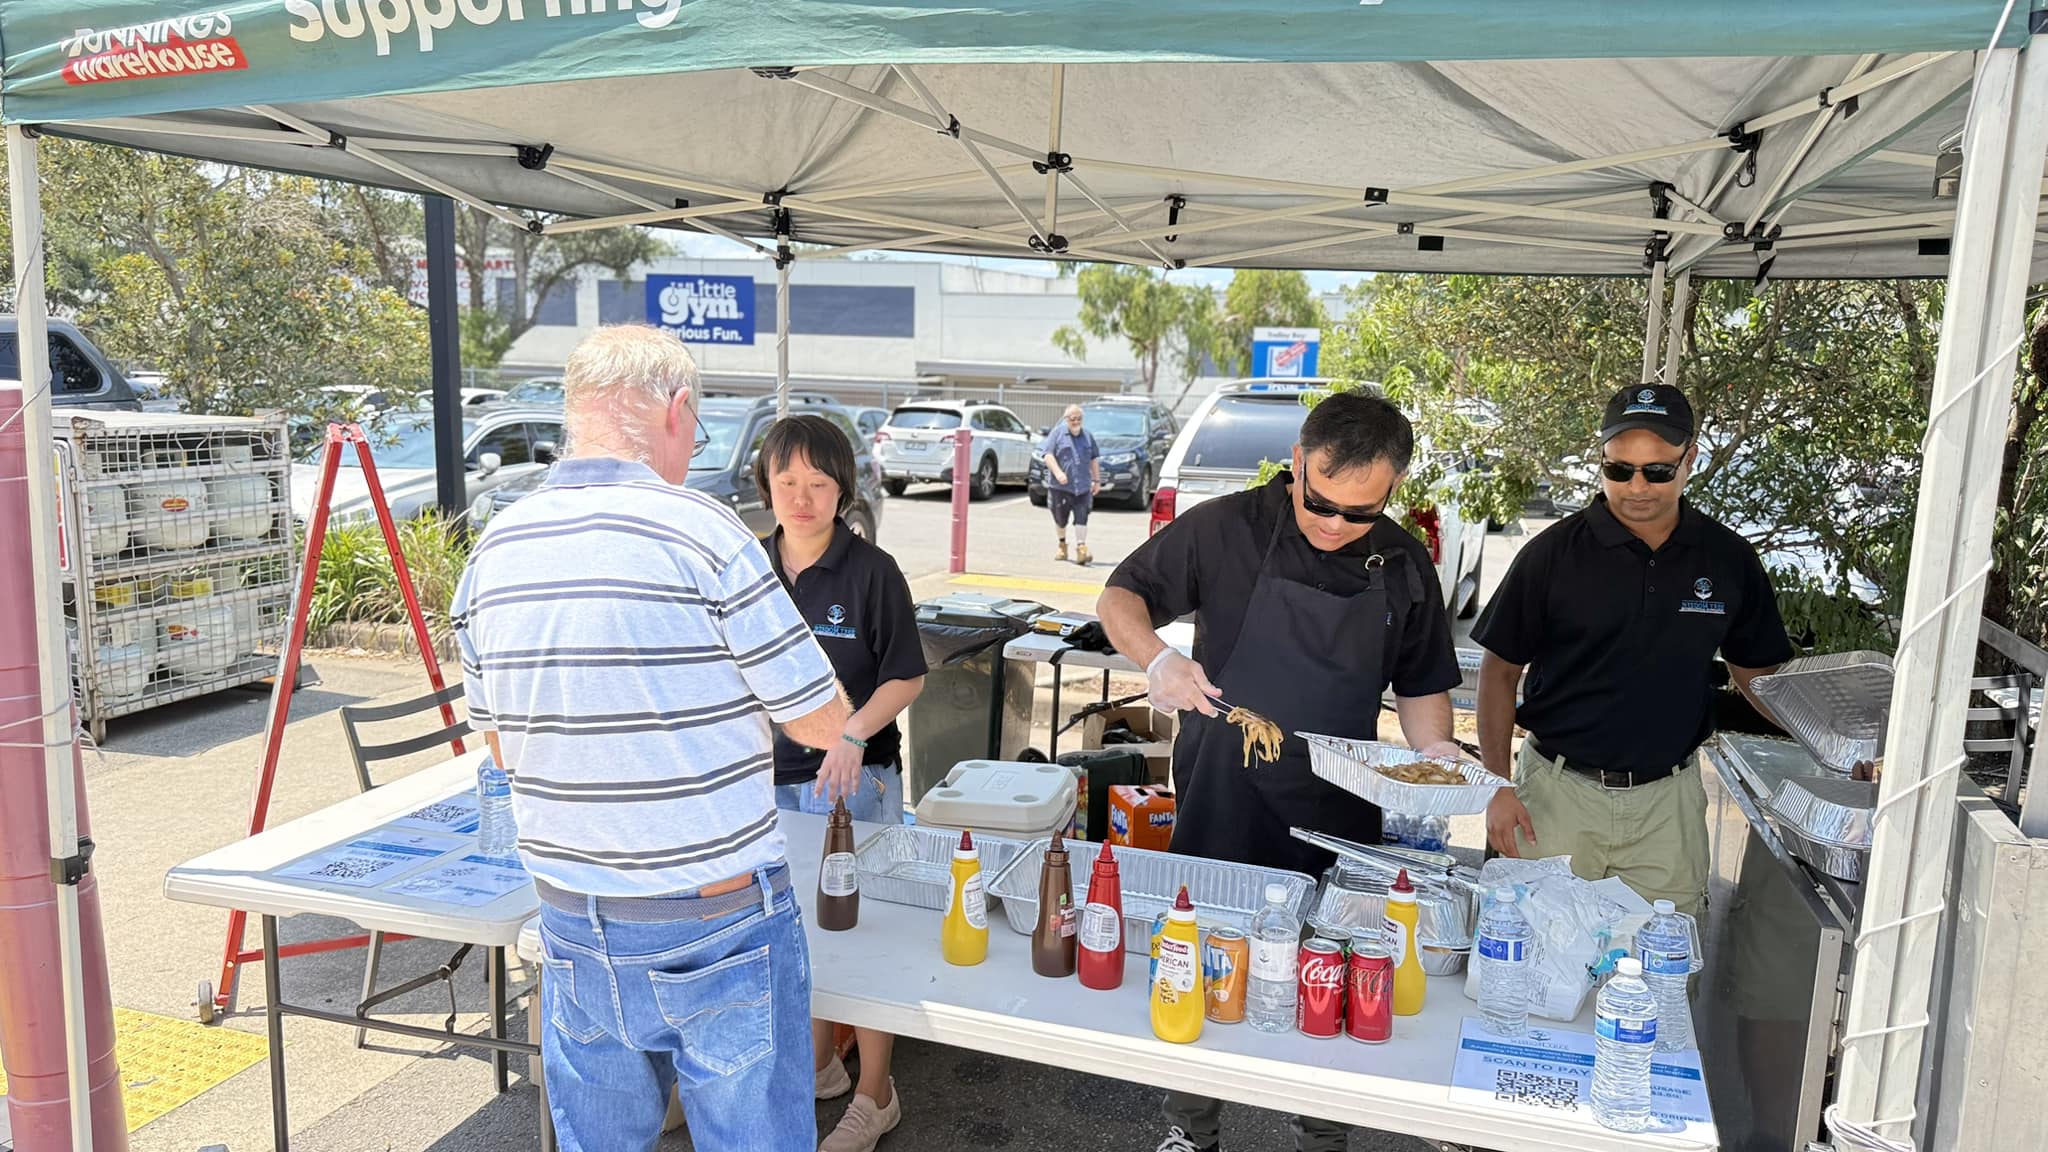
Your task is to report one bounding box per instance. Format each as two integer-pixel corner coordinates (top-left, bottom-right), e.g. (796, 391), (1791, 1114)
(1512, 739), (1710, 919)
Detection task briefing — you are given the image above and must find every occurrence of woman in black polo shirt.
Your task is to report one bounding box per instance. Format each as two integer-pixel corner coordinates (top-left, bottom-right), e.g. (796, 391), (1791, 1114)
(756, 413), (925, 1152)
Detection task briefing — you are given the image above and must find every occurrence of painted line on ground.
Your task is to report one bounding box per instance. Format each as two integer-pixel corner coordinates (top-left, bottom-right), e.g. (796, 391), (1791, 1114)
(948, 572), (1109, 596)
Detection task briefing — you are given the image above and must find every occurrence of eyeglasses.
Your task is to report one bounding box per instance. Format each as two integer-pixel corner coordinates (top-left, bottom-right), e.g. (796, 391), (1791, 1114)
(691, 412), (709, 458)
(1301, 481), (1387, 525)
(1600, 457), (1686, 484)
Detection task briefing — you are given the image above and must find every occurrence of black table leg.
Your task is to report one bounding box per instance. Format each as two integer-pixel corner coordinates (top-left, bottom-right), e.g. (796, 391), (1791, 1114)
(1049, 665), (1063, 761)
(489, 945), (509, 1093)
(263, 914), (289, 1152)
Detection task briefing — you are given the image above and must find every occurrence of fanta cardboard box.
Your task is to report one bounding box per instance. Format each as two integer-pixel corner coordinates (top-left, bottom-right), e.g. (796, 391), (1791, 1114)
(1107, 785), (1176, 852)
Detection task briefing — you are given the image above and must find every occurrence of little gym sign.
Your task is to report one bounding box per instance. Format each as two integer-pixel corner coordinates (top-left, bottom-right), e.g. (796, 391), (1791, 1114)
(648, 274), (756, 345)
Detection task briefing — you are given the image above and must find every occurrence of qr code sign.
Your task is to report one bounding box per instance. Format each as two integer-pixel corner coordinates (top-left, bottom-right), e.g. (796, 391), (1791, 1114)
(1494, 1069), (1580, 1112)
(409, 803), (468, 825)
(315, 858), (386, 881)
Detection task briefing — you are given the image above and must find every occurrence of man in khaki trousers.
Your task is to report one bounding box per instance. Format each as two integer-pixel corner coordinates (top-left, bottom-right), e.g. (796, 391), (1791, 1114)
(1471, 385), (1790, 917)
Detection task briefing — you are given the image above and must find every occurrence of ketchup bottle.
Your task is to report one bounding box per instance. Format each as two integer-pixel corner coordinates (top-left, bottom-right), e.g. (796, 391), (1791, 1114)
(1077, 840), (1127, 990)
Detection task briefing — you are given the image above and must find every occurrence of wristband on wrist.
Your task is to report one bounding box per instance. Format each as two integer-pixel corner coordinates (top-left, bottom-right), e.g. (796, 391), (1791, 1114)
(841, 733), (869, 750)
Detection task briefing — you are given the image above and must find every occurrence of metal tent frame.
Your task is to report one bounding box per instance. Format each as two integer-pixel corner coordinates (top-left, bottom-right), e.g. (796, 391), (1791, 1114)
(6, 6), (2048, 1149)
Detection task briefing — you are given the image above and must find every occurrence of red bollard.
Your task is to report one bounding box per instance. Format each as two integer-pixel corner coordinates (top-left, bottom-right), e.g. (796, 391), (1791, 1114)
(0, 387), (130, 1150)
(949, 427), (973, 575)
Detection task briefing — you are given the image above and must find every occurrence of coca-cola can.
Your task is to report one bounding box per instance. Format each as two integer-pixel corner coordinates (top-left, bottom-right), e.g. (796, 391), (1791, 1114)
(1346, 941), (1394, 1043)
(1296, 939), (1346, 1038)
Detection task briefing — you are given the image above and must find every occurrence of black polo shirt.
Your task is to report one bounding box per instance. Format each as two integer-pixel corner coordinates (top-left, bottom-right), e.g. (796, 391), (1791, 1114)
(1472, 496), (1793, 772)
(767, 520), (926, 786)
(1107, 471), (1460, 699)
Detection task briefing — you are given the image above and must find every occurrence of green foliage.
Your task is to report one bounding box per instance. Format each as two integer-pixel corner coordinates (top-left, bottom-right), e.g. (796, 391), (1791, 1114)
(1213, 270), (1326, 377)
(1324, 273), (1951, 654)
(1053, 265), (1218, 392)
(460, 307), (516, 369)
(308, 512), (474, 645)
(453, 203), (667, 339)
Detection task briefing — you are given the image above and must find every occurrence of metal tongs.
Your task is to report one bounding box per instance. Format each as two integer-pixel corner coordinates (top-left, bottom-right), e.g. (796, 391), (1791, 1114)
(1289, 827), (1486, 898)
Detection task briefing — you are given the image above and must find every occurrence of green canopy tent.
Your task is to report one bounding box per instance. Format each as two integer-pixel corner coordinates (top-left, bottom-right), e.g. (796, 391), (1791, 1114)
(3, 3), (2045, 1150)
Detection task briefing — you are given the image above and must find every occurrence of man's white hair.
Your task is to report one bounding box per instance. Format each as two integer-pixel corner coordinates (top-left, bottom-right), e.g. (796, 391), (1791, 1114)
(1064, 404), (1085, 419)
(561, 325), (700, 458)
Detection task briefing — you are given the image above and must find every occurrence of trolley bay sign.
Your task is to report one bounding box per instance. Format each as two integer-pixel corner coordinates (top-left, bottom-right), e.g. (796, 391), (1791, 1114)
(647, 274), (756, 346)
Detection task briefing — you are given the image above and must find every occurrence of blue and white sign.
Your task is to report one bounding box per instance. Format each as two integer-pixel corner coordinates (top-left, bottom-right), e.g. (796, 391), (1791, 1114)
(1252, 326), (1321, 378)
(648, 274), (756, 345)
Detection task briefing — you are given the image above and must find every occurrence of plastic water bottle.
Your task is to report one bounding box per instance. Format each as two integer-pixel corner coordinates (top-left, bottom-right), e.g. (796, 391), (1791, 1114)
(1246, 883), (1301, 1034)
(1634, 898), (1696, 1052)
(1591, 957), (1659, 1132)
(476, 754), (516, 858)
(1475, 888), (1533, 1037)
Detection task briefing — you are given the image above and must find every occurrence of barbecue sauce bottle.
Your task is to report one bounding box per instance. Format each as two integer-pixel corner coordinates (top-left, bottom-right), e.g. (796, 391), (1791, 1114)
(1032, 833), (1078, 977)
(1077, 839), (1127, 989)
(816, 797), (859, 931)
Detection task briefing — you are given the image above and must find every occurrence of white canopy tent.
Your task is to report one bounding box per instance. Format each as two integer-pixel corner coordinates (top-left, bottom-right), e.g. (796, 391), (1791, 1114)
(4, 3), (2046, 1149)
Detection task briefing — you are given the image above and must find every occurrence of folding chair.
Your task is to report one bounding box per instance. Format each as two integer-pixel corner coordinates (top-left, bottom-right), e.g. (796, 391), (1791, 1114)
(339, 684), (479, 1048)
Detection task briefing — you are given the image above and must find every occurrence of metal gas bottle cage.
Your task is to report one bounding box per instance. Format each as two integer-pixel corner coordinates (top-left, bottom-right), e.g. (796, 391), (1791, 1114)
(201, 422), (467, 1024)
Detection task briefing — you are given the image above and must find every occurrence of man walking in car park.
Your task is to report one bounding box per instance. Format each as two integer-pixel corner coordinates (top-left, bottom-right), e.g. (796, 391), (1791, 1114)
(1042, 403), (1102, 564)
(1473, 383), (1790, 918)
(453, 324), (852, 1152)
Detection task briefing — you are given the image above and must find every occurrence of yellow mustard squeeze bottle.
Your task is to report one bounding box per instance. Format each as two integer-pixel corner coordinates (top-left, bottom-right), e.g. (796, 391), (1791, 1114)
(1150, 885), (1205, 1043)
(1384, 868), (1426, 1016)
(942, 828), (989, 966)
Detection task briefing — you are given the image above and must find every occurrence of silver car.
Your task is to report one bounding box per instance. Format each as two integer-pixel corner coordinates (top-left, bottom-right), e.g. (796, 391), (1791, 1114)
(873, 399), (1036, 500)
(290, 404), (562, 523)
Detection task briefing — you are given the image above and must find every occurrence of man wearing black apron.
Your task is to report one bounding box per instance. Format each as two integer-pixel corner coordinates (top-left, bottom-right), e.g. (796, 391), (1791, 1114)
(1098, 391), (1463, 1152)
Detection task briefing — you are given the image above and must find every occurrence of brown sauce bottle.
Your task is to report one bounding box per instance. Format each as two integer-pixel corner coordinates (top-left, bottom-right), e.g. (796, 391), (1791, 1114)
(817, 797), (859, 931)
(1031, 833), (1078, 977)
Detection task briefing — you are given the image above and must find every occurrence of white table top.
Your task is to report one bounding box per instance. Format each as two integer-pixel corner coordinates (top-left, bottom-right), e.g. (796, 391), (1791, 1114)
(1002, 621), (1196, 673)
(164, 751), (538, 948)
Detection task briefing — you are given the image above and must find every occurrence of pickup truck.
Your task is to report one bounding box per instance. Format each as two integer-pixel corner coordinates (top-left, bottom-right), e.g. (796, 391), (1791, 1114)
(0, 318), (144, 411)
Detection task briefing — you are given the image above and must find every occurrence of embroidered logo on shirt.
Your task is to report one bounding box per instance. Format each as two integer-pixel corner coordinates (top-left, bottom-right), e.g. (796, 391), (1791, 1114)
(813, 603), (857, 639)
(1679, 576), (1725, 615)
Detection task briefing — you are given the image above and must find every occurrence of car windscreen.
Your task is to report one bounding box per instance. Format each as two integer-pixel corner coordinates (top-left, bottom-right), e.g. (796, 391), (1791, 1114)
(1180, 395), (1309, 471)
(690, 410), (748, 471)
(1081, 405), (1149, 438)
(887, 408), (961, 431)
(339, 416), (475, 469)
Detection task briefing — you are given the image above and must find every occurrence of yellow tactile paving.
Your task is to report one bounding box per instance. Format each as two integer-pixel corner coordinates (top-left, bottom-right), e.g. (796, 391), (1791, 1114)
(949, 571), (1107, 596)
(0, 1007), (269, 1130)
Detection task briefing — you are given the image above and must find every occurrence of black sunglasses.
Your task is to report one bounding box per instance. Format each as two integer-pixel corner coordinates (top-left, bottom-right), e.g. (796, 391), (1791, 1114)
(1600, 455), (1687, 484)
(1301, 481), (1387, 525)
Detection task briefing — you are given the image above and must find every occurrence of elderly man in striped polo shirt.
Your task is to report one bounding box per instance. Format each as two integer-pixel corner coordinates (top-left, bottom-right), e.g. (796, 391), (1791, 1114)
(453, 325), (852, 1152)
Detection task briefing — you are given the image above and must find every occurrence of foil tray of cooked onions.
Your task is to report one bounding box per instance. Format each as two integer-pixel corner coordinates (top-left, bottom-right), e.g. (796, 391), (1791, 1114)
(1299, 733), (1511, 817)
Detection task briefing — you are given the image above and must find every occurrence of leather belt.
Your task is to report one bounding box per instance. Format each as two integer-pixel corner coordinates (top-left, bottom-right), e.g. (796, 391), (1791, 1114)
(1527, 737), (1682, 790)
(535, 866), (789, 923)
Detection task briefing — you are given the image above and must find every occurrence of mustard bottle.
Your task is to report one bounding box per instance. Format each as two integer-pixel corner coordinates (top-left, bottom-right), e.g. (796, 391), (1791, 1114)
(942, 828), (989, 966)
(1384, 868), (1426, 1016)
(1150, 885), (1205, 1044)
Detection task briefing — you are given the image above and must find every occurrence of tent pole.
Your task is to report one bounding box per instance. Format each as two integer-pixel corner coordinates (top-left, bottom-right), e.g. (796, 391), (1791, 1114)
(1661, 271), (1694, 389)
(425, 196), (466, 520)
(1831, 32), (2048, 1149)
(1044, 64), (1065, 237)
(1640, 259), (1668, 384)
(775, 254), (792, 420)
(5, 122), (96, 1152)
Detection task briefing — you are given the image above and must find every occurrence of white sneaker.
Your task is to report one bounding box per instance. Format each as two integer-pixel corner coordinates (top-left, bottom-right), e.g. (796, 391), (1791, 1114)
(818, 1080), (901, 1152)
(814, 1053), (851, 1100)
(1154, 1127), (1210, 1152)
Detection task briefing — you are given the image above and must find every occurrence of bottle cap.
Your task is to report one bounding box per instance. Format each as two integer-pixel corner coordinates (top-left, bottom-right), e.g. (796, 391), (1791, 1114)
(1264, 882), (1287, 905)
(955, 828), (976, 857)
(1652, 898), (1676, 914)
(1390, 868), (1416, 900)
(1097, 839), (1116, 868)
(1172, 884), (1194, 914)
(1493, 887), (1516, 903)
(1617, 957), (1643, 977)
(1049, 831), (1066, 857)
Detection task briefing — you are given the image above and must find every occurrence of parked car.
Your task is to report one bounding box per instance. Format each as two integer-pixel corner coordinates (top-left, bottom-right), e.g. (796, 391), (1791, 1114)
(848, 406), (889, 440)
(1026, 395), (1179, 511)
(470, 395), (885, 540)
(0, 318), (143, 411)
(291, 403), (563, 523)
(499, 377), (564, 407)
(123, 371), (182, 413)
(873, 399), (1035, 500)
(1151, 379), (1488, 617)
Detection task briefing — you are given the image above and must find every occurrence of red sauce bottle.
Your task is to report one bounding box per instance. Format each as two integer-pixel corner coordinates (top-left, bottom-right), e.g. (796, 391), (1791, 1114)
(1077, 839), (1127, 990)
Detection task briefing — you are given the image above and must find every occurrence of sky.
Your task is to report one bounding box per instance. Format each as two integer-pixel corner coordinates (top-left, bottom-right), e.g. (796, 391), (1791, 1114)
(666, 231), (1371, 293)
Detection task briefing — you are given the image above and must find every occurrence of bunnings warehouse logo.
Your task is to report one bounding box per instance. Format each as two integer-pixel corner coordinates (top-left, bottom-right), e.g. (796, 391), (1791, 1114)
(62, 13), (246, 85)
(285, 0), (686, 58)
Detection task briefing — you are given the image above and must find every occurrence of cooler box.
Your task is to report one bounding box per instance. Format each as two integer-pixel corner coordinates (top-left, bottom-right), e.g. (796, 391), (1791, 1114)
(1107, 785), (1176, 851)
(913, 759), (1077, 842)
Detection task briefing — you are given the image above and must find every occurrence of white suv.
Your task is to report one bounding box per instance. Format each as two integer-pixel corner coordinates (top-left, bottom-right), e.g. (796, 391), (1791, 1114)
(874, 400), (1036, 501)
(1152, 380), (1488, 618)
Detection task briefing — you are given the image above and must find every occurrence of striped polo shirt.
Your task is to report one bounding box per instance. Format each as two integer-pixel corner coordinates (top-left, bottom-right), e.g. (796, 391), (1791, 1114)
(451, 456), (839, 898)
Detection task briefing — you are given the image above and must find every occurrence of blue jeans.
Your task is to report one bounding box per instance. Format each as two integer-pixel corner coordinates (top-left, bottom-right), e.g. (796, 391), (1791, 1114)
(536, 868), (815, 1152)
(774, 762), (904, 824)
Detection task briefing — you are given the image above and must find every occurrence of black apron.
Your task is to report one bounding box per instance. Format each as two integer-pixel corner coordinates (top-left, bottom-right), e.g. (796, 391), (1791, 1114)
(1168, 507), (1418, 877)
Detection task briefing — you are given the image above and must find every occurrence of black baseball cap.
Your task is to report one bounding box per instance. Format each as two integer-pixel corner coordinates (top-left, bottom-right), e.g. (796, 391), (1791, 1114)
(1600, 384), (1694, 447)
